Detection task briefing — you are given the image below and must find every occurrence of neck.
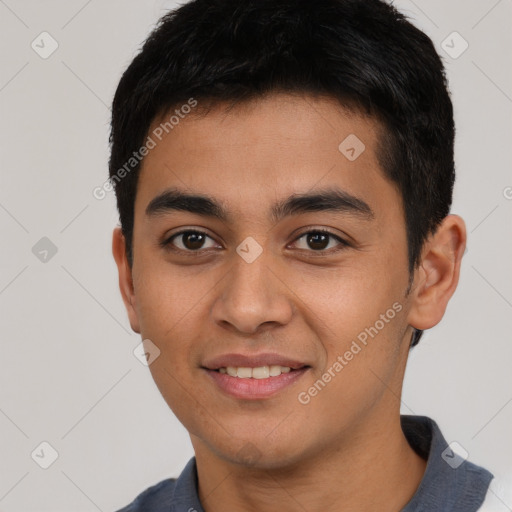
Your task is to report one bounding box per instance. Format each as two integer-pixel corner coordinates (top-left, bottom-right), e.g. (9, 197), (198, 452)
(193, 412), (427, 512)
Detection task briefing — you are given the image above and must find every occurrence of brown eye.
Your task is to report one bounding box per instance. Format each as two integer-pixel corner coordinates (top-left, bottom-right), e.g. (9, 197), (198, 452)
(305, 232), (330, 250)
(182, 231), (206, 250)
(164, 230), (218, 252)
(293, 230), (349, 252)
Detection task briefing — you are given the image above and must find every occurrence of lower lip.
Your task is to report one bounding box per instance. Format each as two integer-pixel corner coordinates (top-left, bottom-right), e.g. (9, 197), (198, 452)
(204, 368), (309, 400)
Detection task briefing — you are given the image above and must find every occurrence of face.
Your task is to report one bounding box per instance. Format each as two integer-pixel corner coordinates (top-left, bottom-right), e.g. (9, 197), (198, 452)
(117, 93), (419, 469)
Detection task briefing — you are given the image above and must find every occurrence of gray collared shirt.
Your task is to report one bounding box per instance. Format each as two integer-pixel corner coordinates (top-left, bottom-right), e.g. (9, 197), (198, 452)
(116, 415), (493, 511)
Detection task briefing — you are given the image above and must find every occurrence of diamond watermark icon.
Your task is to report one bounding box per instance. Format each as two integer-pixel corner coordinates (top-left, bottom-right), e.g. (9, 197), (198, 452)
(441, 32), (468, 60)
(31, 32), (59, 60)
(339, 134), (366, 161)
(32, 237), (58, 263)
(31, 441), (59, 469)
(237, 442), (262, 465)
(134, 339), (161, 366)
(236, 237), (263, 264)
(441, 441), (469, 469)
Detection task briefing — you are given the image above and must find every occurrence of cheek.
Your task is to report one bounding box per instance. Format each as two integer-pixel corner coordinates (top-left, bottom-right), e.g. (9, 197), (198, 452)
(298, 260), (402, 328)
(132, 255), (212, 338)
(299, 299), (408, 436)
(146, 359), (216, 444)
(297, 261), (408, 380)
(133, 267), (207, 420)
(131, 259), (217, 387)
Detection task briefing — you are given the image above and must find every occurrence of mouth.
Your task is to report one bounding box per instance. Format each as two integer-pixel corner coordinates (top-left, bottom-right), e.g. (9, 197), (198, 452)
(215, 365), (301, 378)
(202, 357), (311, 400)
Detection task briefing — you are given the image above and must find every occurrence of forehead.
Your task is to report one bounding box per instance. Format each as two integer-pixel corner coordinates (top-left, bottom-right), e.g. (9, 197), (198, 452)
(135, 93), (400, 225)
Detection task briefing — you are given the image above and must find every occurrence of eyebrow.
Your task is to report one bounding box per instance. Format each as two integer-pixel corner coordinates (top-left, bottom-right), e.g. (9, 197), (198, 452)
(145, 187), (374, 223)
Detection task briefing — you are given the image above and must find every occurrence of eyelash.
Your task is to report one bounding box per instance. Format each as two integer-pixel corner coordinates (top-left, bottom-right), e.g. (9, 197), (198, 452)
(161, 228), (350, 255)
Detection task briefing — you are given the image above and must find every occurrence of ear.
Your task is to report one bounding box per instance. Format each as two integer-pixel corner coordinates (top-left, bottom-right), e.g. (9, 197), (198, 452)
(407, 214), (467, 331)
(112, 226), (141, 334)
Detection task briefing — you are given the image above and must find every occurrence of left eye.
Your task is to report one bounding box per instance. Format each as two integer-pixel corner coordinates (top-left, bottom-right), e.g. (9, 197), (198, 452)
(164, 230), (218, 251)
(292, 230), (348, 252)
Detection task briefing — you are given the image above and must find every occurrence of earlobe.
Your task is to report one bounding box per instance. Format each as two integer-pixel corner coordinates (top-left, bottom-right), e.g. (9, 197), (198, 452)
(407, 215), (466, 332)
(112, 227), (141, 334)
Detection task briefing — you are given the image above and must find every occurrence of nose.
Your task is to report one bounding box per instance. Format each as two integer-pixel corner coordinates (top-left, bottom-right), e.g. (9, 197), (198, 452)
(211, 247), (294, 335)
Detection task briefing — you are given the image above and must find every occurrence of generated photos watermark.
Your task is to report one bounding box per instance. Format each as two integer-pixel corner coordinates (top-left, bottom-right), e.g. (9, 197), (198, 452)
(93, 98), (198, 200)
(298, 301), (403, 404)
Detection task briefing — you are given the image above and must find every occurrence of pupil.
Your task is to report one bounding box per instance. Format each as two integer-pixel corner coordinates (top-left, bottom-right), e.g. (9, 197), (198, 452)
(184, 232), (205, 250)
(308, 233), (328, 250)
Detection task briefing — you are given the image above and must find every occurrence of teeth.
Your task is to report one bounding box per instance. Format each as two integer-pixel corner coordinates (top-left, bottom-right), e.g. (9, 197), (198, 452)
(237, 367), (252, 378)
(220, 365), (293, 378)
(252, 366), (269, 379)
(269, 365), (282, 376)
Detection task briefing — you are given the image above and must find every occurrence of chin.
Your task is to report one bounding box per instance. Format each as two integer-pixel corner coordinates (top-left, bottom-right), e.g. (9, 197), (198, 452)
(208, 434), (311, 472)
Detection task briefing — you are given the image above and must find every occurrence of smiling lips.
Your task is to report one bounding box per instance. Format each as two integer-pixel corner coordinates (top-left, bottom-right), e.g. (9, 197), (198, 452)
(219, 365), (292, 378)
(203, 353), (310, 399)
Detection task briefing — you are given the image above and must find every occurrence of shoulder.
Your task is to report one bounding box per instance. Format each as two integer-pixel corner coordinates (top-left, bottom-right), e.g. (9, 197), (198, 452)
(115, 478), (177, 512)
(478, 471), (512, 511)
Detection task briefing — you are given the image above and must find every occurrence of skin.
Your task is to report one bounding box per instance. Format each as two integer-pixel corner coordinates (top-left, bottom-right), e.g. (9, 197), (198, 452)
(112, 93), (466, 512)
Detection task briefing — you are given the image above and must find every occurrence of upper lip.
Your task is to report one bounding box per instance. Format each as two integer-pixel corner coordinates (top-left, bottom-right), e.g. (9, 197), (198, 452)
(203, 353), (309, 370)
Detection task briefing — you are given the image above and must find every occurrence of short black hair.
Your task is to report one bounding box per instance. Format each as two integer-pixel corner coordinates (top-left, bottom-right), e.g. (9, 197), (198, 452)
(108, 0), (456, 347)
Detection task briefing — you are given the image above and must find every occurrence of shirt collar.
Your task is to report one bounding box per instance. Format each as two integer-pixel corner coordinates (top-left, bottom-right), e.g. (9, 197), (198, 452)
(400, 415), (493, 511)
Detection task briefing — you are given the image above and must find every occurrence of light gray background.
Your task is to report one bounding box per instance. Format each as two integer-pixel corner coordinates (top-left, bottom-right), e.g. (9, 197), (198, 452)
(0, 1), (511, 510)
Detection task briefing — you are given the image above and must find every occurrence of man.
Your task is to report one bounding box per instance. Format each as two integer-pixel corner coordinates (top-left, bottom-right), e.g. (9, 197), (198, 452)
(109, 0), (502, 510)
